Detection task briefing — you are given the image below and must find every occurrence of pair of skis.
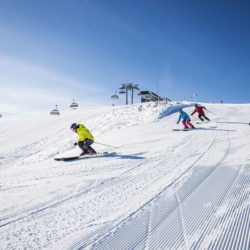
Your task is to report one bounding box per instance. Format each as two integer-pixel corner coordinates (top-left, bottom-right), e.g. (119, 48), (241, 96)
(54, 152), (116, 161)
(173, 128), (195, 131)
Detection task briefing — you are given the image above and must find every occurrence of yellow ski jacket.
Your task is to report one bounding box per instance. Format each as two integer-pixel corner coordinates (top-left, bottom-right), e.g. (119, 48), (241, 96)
(76, 124), (94, 142)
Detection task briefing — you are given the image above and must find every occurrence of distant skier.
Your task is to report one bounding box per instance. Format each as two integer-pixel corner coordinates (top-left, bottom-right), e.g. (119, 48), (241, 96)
(177, 109), (195, 129)
(191, 104), (210, 122)
(71, 123), (96, 156)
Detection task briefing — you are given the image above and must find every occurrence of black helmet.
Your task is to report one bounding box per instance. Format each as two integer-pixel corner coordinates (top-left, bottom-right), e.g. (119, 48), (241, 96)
(70, 123), (78, 131)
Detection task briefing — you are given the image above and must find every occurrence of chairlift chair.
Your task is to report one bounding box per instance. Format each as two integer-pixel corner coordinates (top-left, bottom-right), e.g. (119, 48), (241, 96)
(50, 105), (60, 115)
(70, 99), (78, 109)
(111, 92), (119, 99)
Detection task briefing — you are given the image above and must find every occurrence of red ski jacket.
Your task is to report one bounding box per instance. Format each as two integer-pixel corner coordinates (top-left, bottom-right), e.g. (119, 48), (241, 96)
(191, 106), (206, 115)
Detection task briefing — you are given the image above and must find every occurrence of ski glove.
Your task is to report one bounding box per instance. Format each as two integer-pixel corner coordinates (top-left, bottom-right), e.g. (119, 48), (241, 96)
(74, 142), (78, 146)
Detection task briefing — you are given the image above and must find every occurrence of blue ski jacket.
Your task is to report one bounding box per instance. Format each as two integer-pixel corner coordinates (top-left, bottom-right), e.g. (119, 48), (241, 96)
(177, 112), (191, 123)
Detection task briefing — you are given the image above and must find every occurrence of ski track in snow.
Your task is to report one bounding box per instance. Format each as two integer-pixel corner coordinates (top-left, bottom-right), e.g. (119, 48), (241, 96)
(79, 128), (248, 249)
(0, 133), (214, 229)
(0, 102), (249, 249)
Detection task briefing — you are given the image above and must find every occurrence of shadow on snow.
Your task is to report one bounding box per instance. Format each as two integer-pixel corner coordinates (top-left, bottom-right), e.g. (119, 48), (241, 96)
(195, 127), (236, 132)
(216, 121), (249, 125)
(159, 103), (194, 119)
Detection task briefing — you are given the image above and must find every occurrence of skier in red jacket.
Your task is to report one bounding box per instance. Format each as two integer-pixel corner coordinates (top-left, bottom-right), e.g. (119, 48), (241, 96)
(191, 104), (210, 122)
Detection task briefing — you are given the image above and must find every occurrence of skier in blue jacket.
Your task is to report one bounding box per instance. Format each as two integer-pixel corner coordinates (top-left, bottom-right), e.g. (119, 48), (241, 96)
(177, 109), (195, 129)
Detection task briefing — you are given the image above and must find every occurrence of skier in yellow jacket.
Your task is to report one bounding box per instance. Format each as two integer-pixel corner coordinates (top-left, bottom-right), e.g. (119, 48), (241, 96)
(71, 123), (96, 156)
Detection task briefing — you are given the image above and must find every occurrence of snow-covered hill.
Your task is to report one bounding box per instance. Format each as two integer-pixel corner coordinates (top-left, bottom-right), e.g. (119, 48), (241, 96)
(0, 102), (249, 249)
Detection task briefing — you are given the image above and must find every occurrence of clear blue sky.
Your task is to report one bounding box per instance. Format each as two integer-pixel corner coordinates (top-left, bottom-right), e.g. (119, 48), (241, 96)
(0, 0), (249, 115)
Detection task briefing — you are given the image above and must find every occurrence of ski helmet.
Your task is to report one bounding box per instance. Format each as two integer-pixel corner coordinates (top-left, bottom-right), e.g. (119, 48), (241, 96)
(179, 109), (183, 113)
(70, 123), (78, 130)
(194, 103), (198, 107)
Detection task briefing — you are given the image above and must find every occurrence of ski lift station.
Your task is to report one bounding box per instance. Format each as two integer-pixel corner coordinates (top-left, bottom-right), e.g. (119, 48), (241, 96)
(70, 99), (78, 109)
(50, 105), (60, 115)
(138, 91), (171, 103)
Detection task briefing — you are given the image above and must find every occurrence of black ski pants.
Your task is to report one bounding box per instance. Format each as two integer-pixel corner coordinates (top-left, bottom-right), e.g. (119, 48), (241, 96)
(198, 113), (210, 121)
(78, 139), (96, 154)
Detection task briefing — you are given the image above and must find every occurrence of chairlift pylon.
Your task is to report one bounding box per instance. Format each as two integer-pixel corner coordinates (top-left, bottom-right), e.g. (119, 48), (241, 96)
(50, 105), (60, 115)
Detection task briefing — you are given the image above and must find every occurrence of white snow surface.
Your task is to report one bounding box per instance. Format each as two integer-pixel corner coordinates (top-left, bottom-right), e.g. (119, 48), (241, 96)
(0, 102), (249, 249)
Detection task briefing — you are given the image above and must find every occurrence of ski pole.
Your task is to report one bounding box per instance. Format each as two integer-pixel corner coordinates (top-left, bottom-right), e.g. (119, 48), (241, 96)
(95, 141), (118, 149)
(206, 109), (216, 115)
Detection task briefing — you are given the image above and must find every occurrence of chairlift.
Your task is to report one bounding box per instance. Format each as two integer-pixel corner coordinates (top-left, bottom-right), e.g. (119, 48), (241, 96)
(119, 90), (125, 94)
(111, 92), (119, 99)
(70, 99), (78, 109)
(50, 105), (60, 115)
(0, 114), (2, 118)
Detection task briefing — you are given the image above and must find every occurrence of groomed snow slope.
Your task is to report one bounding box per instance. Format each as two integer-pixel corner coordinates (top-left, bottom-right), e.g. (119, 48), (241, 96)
(0, 102), (249, 249)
